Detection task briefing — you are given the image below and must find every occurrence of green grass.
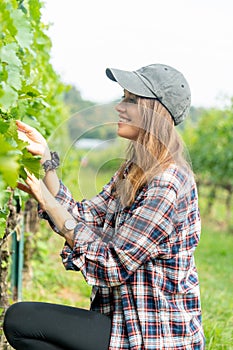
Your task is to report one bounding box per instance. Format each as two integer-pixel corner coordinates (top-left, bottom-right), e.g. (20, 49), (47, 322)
(22, 235), (91, 309)
(21, 168), (233, 349)
(195, 225), (233, 349)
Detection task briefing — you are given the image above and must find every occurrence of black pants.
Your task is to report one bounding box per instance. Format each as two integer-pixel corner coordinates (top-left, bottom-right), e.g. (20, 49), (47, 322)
(3, 302), (111, 350)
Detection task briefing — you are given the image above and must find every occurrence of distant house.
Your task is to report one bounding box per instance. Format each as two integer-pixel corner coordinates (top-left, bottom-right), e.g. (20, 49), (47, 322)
(74, 138), (112, 150)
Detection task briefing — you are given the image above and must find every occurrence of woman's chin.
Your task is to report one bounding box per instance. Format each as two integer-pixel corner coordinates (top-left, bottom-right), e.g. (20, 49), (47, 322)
(117, 125), (139, 141)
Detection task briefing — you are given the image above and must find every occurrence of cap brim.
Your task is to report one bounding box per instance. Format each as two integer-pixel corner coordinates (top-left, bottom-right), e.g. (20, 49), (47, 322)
(106, 68), (155, 98)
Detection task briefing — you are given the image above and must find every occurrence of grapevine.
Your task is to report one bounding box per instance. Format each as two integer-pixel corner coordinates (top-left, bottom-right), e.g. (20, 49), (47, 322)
(0, 0), (68, 342)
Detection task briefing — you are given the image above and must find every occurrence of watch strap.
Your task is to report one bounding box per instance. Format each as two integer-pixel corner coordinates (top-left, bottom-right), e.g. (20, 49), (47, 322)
(42, 151), (60, 172)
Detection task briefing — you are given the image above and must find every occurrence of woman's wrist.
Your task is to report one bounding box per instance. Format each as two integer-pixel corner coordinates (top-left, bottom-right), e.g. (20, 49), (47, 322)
(41, 185), (60, 212)
(43, 192), (75, 244)
(41, 151), (60, 173)
(40, 147), (51, 164)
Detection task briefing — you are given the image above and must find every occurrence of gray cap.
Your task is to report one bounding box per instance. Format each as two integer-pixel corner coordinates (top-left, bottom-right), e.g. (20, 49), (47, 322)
(106, 63), (191, 125)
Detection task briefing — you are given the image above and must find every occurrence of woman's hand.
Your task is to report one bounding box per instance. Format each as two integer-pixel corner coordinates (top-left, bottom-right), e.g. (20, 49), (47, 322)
(17, 170), (48, 209)
(17, 172), (75, 246)
(16, 120), (50, 162)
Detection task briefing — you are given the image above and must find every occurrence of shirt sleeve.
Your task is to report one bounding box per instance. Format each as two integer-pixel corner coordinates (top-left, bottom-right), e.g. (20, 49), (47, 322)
(60, 177), (182, 288)
(38, 172), (118, 236)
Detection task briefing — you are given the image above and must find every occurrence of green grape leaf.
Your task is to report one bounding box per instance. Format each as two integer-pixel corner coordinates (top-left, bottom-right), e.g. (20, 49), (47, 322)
(19, 165), (27, 180)
(0, 134), (20, 187)
(29, 0), (41, 23)
(4, 118), (17, 138)
(0, 82), (18, 110)
(11, 9), (33, 49)
(0, 43), (21, 67)
(0, 218), (6, 239)
(0, 65), (8, 86)
(20, 84), (42, 99)
(0, 119), (10, 135)
(21, 150), (42, 178)
(6, 64), (22, 91)
(0, 186), (11, 213)
(0, 154), (19, 188)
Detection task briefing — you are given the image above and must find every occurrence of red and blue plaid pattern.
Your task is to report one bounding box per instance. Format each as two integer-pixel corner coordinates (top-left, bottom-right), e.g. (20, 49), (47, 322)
(43, 165), (205, 349)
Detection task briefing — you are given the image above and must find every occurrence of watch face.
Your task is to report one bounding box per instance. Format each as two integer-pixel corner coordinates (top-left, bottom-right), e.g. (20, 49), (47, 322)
(64, 219), (76, 230)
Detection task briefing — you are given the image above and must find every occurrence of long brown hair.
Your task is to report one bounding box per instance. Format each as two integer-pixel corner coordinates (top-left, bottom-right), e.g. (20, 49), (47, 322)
(115, 97), (192, 207)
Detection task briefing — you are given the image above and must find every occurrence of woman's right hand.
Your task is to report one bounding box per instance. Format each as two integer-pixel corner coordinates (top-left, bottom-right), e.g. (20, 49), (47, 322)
(16, 120), (50, 162)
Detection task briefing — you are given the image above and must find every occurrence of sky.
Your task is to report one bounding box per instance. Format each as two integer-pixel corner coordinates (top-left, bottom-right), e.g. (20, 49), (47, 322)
(41, 0), (233, 109)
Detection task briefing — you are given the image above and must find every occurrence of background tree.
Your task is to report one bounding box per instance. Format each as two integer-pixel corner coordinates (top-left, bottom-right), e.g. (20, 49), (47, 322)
(64, 86), (118, 142)
(183, 100), (233, 226)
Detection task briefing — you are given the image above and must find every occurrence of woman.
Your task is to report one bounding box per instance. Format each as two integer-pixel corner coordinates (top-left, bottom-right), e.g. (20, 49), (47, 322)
(4, 64), (205, 349)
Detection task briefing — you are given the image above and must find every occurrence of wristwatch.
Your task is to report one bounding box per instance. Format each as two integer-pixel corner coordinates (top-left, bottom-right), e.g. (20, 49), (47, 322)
(42, 151), (60, 173)
(62, 219), (76, 233)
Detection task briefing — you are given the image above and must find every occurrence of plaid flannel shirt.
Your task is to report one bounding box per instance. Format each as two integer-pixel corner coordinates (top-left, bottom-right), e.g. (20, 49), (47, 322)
(42, 164), (205, 349)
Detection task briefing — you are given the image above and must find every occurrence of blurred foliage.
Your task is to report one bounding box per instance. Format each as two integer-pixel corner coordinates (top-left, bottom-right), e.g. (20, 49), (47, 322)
(64, 86), (118, 141)
(183, 101), (233, 188)
(182, 99), (233, 228)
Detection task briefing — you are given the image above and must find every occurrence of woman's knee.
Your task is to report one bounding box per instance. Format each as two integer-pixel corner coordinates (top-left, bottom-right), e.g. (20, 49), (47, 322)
(3, 302), (32, 338)
(3, 303), (21, 346)
(4, 302), (21, 328)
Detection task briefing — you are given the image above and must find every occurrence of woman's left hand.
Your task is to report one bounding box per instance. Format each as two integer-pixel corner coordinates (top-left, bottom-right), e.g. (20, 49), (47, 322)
(18, 171), (47, 209)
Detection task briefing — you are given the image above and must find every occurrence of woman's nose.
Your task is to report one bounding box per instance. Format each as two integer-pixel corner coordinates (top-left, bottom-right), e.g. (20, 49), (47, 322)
(115, 101), (126, 112)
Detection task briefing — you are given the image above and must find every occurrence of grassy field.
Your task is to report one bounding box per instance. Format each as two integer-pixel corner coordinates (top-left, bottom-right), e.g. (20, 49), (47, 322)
(20, 168), (233, 349)
(194, 224), (233, 349)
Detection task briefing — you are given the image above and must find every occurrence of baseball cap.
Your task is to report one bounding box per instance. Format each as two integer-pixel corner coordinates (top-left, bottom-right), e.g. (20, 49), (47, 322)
(106, 64), (191, 125)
